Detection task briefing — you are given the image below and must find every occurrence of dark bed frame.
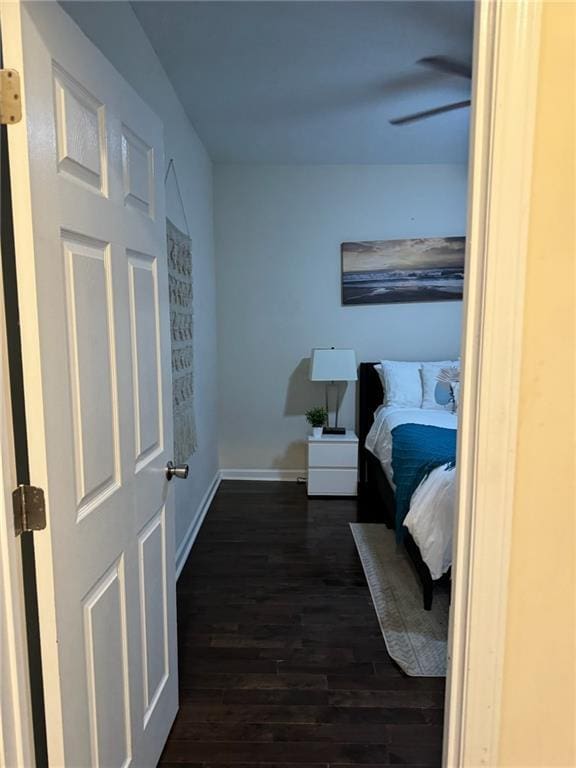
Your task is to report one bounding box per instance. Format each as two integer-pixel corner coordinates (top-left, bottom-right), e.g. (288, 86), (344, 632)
(357, 362), (448, 610)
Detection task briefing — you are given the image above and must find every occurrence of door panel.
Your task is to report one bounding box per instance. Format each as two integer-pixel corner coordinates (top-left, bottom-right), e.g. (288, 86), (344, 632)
(62, 234), (120, 519)
(53, 64), (107, 194)
(122, 126), (154, 217)
(83, 560), (132, 768)
(128, 251), (163, 470)
(138, 509), (169, 727)
(2, 1), (178, 765)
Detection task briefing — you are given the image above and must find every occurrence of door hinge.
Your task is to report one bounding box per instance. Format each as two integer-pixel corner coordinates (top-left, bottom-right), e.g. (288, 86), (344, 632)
(0, 69), (22, 125)
(12, 485), (46, 536)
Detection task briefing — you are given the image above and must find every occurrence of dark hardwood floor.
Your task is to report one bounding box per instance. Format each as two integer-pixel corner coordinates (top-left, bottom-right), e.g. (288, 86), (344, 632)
(159, 480), (445, 767)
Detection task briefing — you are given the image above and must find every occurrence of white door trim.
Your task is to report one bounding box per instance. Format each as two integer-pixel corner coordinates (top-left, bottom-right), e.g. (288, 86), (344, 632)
(443, 1), (542, 766)
(0, 227), (35, 768)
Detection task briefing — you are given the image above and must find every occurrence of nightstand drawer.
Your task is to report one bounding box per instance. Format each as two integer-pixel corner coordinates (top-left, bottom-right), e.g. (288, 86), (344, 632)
(308, 441), (358, 468)
(307, 468), (357, 496)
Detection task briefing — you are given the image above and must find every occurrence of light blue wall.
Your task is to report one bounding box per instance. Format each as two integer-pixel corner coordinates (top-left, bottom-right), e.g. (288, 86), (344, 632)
(215, 164), (467, 471)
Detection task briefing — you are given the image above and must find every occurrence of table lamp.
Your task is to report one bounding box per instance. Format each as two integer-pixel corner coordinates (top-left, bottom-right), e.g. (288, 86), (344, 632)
(309, 348), (357, 434)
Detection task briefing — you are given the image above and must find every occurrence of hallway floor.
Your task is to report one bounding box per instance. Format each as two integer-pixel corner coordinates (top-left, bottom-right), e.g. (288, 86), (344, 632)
(159, 480), (444, 766)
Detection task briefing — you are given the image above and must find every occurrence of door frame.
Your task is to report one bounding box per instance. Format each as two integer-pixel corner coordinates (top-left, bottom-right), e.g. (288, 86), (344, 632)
(0, 175), (35, 767)
(443, 0), (542, 765)
(0, 0), (543, 764)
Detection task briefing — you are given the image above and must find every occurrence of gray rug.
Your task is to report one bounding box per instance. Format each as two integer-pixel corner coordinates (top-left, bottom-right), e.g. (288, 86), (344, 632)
(350, 523), (449, 677)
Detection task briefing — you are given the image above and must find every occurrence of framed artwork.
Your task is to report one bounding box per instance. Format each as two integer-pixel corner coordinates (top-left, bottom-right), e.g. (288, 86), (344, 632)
(341, 236), (465, 305)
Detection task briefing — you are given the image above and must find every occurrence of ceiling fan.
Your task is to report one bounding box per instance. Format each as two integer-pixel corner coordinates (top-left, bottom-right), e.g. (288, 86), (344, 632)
(389, 55), (472, 126)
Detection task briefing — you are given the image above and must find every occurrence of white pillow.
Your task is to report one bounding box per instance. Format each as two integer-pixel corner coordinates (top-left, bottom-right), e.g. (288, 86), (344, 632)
(421, 361), (460, 410)
(375, 360), (423, 408)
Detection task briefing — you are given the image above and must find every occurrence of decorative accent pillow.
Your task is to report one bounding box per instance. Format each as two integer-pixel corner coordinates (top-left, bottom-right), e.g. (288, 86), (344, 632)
(421, 361), (460, 410)
(451, 382), (461, 413)
(374, 360), (423, 408)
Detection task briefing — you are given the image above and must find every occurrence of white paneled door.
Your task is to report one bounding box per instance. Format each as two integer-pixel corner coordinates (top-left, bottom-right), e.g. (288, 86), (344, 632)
(2, 2), (179, 765)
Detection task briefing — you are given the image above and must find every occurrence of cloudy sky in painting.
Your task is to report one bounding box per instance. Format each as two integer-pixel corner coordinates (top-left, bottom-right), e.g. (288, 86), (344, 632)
(342, 237), (465, 273)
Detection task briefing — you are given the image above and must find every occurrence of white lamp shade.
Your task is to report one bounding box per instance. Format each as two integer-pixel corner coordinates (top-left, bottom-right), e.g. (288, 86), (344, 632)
(309, 348), (357, 381)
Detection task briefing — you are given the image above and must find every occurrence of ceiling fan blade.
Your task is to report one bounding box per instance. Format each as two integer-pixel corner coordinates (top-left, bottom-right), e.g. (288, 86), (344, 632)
(417, 56), (472, 80)
(389, 99), (471, 126)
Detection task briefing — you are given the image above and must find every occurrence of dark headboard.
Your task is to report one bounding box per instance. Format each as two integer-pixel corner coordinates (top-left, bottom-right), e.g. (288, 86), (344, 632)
(357, 362), (384, 483)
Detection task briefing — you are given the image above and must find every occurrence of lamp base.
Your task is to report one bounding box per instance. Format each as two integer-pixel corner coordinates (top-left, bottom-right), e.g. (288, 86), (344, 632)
(322, 426), (345, 435)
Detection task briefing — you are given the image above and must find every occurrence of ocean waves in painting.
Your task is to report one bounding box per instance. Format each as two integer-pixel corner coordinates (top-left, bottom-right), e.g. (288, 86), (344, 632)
(342, 267), (464, 305)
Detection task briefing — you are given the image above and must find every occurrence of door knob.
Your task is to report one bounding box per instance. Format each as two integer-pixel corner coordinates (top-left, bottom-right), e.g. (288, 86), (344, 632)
(166, 461), (189, 481)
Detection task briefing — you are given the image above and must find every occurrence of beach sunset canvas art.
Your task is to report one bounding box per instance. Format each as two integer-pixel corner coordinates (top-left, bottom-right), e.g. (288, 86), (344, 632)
(341, 237), (465, 305)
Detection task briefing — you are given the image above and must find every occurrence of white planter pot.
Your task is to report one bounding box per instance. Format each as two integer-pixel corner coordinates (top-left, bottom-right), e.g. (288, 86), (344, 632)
(312, 427), (323, 438)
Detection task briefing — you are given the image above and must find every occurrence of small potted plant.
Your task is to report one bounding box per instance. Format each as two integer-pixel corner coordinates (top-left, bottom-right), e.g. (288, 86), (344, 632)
(305, 406), (327, 438)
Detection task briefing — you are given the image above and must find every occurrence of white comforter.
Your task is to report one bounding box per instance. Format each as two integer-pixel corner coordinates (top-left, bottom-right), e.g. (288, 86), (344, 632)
(365, 406), (457, 579)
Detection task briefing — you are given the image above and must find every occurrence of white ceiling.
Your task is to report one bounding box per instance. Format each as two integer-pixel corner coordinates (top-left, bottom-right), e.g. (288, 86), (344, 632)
(130, 1), (473, 164)
(131, 1), (473, 165)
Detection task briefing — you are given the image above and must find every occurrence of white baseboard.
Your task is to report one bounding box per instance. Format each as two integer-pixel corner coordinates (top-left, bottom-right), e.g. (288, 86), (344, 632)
(175, 471), (221, 579)
(220, 469), (306, 482)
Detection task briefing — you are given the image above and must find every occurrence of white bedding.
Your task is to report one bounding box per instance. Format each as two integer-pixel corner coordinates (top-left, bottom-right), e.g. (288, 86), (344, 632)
(365, 406), (457, 579)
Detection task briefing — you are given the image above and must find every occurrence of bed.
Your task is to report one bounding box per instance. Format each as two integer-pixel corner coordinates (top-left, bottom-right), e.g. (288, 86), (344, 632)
(358, 362), (457, 609)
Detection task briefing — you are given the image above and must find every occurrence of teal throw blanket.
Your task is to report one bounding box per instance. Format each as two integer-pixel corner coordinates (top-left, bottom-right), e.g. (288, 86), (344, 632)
(391, 423), (456, 543)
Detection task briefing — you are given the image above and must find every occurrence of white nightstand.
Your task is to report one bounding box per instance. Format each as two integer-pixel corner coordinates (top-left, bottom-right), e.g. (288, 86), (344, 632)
(307, 430), (359, 497)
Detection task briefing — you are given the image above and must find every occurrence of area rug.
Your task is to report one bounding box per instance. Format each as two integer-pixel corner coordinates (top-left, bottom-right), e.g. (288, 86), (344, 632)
(350, 523), (449, 677)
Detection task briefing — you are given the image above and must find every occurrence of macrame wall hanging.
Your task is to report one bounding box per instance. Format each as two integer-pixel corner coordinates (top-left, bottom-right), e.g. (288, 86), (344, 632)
(165, 158), (197, 462)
